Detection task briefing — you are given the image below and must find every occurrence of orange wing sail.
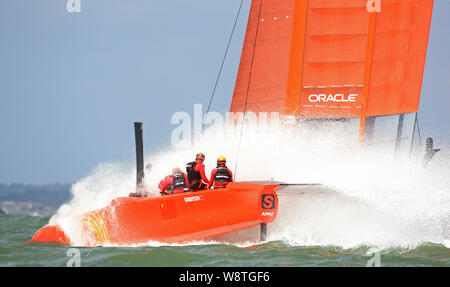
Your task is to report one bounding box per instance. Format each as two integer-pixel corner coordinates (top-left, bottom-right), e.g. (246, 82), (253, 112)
(230, 0), (433, 146)
(230, 0), (433, 144)
(231, 0), (295, 114)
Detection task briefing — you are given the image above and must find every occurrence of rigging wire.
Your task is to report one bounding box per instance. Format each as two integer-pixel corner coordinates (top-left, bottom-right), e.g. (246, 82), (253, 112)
(410, 112), (422, 157)
(233, 0), (264, 180)
(202, 0), (246, 132)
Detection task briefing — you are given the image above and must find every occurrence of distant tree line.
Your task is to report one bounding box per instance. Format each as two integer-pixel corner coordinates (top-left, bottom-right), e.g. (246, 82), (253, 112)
(0, 183), (72, 208)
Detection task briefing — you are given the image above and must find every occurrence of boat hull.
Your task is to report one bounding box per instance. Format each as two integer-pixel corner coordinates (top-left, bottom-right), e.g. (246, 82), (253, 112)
(29, 182), (279, 246)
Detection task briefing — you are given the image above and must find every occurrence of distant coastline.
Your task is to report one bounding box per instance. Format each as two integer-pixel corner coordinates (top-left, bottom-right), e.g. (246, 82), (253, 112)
(0, 183), (72, 215)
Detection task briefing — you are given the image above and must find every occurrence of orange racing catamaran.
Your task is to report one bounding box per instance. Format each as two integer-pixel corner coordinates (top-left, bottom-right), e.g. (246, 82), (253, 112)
(30, 0), (434, 246)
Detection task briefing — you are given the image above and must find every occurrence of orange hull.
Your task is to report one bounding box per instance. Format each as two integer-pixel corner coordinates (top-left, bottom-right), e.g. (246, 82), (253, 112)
(29, 182), (279, 246)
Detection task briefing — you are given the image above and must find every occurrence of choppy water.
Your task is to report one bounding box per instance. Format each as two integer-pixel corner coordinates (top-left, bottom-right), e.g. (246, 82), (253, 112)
(0, 214), (448, 267)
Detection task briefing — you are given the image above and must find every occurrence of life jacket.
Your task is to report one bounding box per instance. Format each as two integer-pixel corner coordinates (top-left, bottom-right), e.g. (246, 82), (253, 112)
(186, 161), (202, 183)
(169, 172), (187, 192)
(213, 166), (232, 188)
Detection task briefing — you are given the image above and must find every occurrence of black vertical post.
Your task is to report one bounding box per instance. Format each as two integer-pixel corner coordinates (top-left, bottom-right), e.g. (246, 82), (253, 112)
(423, 137), (440, 169)
(364, 117), (376, 145)
(395, 114), (404, 156)
(409, 113), (418, 157)
(134, 122), (144, 194)
(260, 223), (267, 242)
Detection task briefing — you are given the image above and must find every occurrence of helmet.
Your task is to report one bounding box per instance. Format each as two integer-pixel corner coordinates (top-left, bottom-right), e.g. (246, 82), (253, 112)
(196, 152), (205, 162)
(172, 167), (182, 174)
(217, 156), (226, 166)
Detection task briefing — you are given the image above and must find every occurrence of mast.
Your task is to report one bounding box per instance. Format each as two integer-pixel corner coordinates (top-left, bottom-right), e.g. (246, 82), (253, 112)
(134, 122), (145, 196)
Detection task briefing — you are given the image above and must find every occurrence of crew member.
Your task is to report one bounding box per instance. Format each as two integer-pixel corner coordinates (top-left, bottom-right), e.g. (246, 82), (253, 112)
(158, 168), (189, 195)
(210, 156), (233, 189)
(186, 153), (209, 191)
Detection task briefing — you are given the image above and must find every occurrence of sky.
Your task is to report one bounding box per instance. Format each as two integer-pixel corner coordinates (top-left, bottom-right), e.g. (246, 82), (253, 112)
(0, 0), (449, 185)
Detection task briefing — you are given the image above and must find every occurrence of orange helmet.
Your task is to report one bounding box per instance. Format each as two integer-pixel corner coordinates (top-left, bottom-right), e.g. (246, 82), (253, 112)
(217, 156), (226, 166)
(196, 152), (205, 162)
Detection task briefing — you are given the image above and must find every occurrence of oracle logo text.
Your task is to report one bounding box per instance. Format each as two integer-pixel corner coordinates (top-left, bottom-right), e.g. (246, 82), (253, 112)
(308, 94), (359, 103)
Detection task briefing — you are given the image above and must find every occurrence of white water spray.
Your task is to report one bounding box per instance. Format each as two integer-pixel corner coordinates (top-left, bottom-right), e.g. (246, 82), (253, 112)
(50, 121), (450, 249)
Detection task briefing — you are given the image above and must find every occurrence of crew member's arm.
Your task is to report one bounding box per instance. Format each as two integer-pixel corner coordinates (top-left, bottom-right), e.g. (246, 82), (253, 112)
(210, 168), (217, 188)
(184, 174), (190, 191)
(196, 163), (210, 184)
(158, 175), (172, 194)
